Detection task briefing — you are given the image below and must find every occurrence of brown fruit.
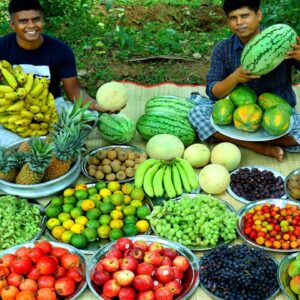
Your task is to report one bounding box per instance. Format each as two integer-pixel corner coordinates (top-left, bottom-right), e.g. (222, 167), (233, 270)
(106, 173), (116, 181)
(107, 150), (117, 161)
(116, 170), (126, 181)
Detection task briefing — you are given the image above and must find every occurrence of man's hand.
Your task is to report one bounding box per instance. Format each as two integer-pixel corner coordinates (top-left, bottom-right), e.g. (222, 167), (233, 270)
(232, 66), (261, 83)
(286, 36), (300, 61)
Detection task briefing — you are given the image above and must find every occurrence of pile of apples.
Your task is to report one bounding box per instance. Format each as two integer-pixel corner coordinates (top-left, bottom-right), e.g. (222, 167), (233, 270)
(0, 241), (85, 300)
(91, 237), (191, 300)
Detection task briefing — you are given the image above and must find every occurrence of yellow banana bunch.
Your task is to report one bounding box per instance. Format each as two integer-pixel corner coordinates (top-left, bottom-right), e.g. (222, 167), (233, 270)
(24, 73), (34, 93)
(14, 65), (27, 85)
(30, 76), (46, 97)
(0, 66), (18, 90)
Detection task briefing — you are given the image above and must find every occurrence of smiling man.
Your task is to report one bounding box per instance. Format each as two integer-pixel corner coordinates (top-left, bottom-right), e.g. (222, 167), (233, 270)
(189, 0), (300, 161)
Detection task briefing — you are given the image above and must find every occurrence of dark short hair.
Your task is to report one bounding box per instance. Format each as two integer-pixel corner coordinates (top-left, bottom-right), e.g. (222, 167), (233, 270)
(9, 0), (42, 15)
(222, 0), (260, 15)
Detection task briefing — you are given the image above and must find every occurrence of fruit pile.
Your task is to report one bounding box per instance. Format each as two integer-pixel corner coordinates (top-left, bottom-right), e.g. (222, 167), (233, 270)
(287, 253), (300, 296)
(287, 171), (300, 200)
(241, 202), (300, 250)
(91, 237), (191, 299)
(134, 158), (198, 199)
(199, 244), (279, 300)
(0, 60), (58, 137)
(0, 240), (85, 299)
(45, 181), (151, 249)
(149, 194), (237, 247)
(0, 195), (43, 250)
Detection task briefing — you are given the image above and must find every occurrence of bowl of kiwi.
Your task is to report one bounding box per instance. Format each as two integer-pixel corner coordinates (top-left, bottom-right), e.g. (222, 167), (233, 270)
(285, 168), (300, 201)
(81, 145), (148, 183)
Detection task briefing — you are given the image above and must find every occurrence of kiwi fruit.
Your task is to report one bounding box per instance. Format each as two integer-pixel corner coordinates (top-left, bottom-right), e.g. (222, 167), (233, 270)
(107, 150), (117, 161)
(106, 173), (116, 181)
(125, 167), (135, 177)
(118, 151), (128, 161)
(116, 170), (126, 181)
(96, 150), (107, 160)
(102, 165), (112, 174)
(95, 170), (104, 180)
(124, 159), (135, 167)
(102, 158), (112, 166)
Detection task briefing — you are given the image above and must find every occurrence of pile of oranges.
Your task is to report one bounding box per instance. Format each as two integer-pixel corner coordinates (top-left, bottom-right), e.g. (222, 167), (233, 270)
(45, 181), (151, 249)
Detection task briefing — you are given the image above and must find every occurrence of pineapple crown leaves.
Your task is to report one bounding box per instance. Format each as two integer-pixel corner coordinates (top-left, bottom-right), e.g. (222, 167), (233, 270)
(26, 137), (54, 174)
(0, 147), (18, 173)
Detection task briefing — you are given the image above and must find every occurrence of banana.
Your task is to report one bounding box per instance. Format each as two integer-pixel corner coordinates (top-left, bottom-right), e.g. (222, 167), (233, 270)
(6, 100), (25, 113)
(14, 70), (26, 85)
(34, 113), (44, 122)
(40, 104), (49, 113)
(36, 129), (48, 136)
(153, 165), (167, 198)
(176, 158), (199, 190)
(0, 85), (14, 94)
(39, 122), (49, 129)
(172, 164), (183, 196)
(0, 60), (14, 73)
(4, 92), (18, 101)
(163, 165), (177, 199)
(0, 67), (18, 90)
(29, 105), (41, 114)
(30, 123), (41, 130)
(16, 126), (29, 133)
(174, 161), (192, 193)
(0, 105), (9, 113)
(43, 114), (51, 122)
(7, 114), (23, 124)
(134, 159), (161, 188)
(24, 73), (34, 93)
(0, 114), (10, 124)
(19, 128), (33, 138)
(0, 98), (12, 106)
(20, 109), (34, 119)
(16, 87), (27, 99)
(143, 162), (162, 198)
(30, 78), (44, 97)
(15, 118), (32, 126)
(37, 87), (48, 102)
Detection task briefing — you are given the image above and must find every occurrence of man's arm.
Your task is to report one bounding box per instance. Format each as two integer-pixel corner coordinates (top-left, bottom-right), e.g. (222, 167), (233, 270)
(286, 36), (300, 63)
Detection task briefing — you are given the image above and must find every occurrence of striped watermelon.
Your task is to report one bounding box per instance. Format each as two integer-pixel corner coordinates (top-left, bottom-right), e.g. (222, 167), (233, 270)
(241, 24), (297, 75)
(98, 113), (136, 144)
(144, 95), (194, 118)
(136, 113), (196, 146)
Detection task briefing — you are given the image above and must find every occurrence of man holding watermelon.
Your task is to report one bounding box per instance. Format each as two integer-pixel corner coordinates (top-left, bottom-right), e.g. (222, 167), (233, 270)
(189, 0), (300, 161)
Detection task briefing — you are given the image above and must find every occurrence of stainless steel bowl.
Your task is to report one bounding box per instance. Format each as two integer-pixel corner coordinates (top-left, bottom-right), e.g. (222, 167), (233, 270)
(150, 193), (238, 251)
(81, 144), (146, 183)
(0, 197), (47, 250)
(277, 252), (299, 300)
(0, 139), (81, 198)
(0, 241), (88, 300)
(237, 198), (300, 253)
(284, 168), (300, 201)
(87, 235), (200, 300)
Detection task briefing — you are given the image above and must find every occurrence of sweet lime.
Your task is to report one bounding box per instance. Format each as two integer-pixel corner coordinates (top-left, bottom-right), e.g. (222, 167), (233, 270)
(50, 196), (63, 206)
(121, 183), (134, 195)
(61, 230), (74, 243)
(52, 226), (66, 239)
(130, 188), (145, 201)
(124, 215), (138, 225)
(75, 215), (88, 226)
(136, 206), (151, 219)
(130, 200), (143, 208)
(122, 205), (136, 216)
(63, 196), (77, 206)
(110, 219), (124, 230)
(97, 225), (111, 239)
(102, 196), (112, 203)
(86, 208), (101, 220)
(135, 220), (150, 233)
(58, 212), (71, 223)
(109, 228), (123, 241)
(86, 219), (100, 230)
(81, 199), (95, 211)
(76, 199), (84, 208)
(98, 202), (114, 214)
(70, 223), (85, 234)
(70, 234), (87, 249)
(63, 188), (75, 197)
(74, 189), (89, 201)
(95, 181), (107, 191)
(87, 186), (98, 195)
(62, 204), (74, 213)
(110, 210), (123, 220)
(90, 194), (101, 202)
(100, 188), (112, 198)
(83, 228), (98, 242)
(46, 218), (61, 230)
(124, 195), (131, 205)
(107, 181), (121, 192)
(70, 207), (84, 219)
(62, 219), (75, 230)
(111, 193), (124, 206)
(99, 214), (112, 226)
(45, 205), (62, 218)
(123, 224), (139, 237)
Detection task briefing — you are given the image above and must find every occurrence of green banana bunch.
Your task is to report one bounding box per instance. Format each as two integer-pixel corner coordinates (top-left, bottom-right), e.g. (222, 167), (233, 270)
(143, 162), (162, 198)
(134, 159), (161, 188)
(163, 165), (177, 199)
(175, 158), (199, 190)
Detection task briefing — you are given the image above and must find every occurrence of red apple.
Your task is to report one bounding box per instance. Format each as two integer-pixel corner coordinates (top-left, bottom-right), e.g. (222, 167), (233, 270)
(105, 249), (123, 259)
(155, 287), (174, 300)
(148, 242), (163, 253)
(155, 266), (175, 283)
(113, 270), (135, 286)
(100, 294), (112, 300)
(103, 279), (121, 298)
(119, 287), (137, 300)
(161, 256), (173, 266)
(165, 280), (182, 295)
(137, 290), (155, 300)
(119, 256), (138, 272)
(133, 240), (149, 252)
(127, 247), (145, 262)
(116, 237), (133, 251)
(143, 251), (163, 267)
(161, 248), (178, 260)
(101, 257), (120, 273)
(172, 256), (190, 272)
(171, 266), (183, 280)
(136, 263), (155, 276)
(153, 280), (164, 291)
(92, 270), (111, 286)
(133, 274), (154, 291)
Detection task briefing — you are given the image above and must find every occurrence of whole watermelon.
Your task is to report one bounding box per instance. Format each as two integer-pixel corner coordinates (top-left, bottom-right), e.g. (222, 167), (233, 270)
(258, 92), (293, 114)
(212, 99), (235, 125)
(98, 113), (136, 144)
(229, 86), (257, 107)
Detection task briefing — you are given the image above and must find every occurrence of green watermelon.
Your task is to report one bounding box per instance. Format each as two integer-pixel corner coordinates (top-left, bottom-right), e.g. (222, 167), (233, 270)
(229, 86), (257, 107)
(212, 99), (235, 125)
(98, 113), (136, 144)
(241, 24), (297, 75)
(258, 92), (293, 114)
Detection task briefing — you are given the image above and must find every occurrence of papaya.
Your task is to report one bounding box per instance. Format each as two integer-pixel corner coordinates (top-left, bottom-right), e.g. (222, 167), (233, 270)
(258, 92), (292, 114)
(229, 86), (257, 107)
(212, 99), (235, 125)
(233, 103), (263, 132)
(262, 105), (291, 136)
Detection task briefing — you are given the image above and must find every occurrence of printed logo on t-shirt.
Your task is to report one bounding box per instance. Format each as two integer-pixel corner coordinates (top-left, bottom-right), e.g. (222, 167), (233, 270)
(14, 64), (51, 80)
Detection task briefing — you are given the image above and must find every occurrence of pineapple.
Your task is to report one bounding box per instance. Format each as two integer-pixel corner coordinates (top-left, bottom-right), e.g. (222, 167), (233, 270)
(15, 137), (53, 185)
(18, 141), (30, 152)
(43, 124), (86, 181)
(0, 147), (19, 182)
